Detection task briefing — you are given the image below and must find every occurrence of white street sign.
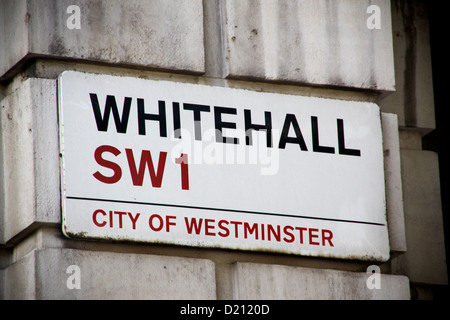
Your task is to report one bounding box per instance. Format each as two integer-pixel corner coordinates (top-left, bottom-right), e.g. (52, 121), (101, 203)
(58, 71), (389, 261)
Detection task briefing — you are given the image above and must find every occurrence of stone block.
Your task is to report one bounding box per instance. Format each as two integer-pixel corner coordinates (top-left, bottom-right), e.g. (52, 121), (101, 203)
(2, 250), (36, 299)
(233, 262), (410, 299)
(0, 78), (60, 243)
(224, 0), (395, 91)
(381, 113), (406, 254)
(2, 248), (216, 299)
(378, 0), (435, 132)
(0, 0), (205, 80)
(392, 150), (448, 285)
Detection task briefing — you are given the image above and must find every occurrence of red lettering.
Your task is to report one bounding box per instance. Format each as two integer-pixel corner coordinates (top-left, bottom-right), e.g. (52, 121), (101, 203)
(149, 214), (164, 231)
(283, 225), (295, 243)
(166, 215), (176, 232)
(268, 224), (281, 242)
(125, 149), (167, 187)
(93, 145), (122, 184)
(92, 209), (107, 227)
(109, 210), (113, 227)
(218, 220), (230, 237)
(322, 229), (334, 247)
(128, 212), (140, 230)
(204, 219), (216, 236)
(175, 153), (189, 190)
(229, 221), (242, 238)
(309, 228), (320, 245)
(114, 211), (127, 228)
(184, 217), (203, 235)
(295, 227), (307, 244)
(93, 209), (142, 230)
(244, 222), (258, 239)
(93, 147), (190, 191)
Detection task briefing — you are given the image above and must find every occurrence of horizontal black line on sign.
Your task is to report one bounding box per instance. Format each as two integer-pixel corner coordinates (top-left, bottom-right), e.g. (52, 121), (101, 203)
(66, 196), (386, 227)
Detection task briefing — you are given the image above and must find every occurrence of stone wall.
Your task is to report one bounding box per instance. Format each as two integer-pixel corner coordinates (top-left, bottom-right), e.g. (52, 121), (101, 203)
(0, 0), (446, 300)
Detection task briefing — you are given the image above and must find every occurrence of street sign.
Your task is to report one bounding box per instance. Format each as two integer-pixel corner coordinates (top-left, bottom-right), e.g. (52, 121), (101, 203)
(58, 71), (389, 261)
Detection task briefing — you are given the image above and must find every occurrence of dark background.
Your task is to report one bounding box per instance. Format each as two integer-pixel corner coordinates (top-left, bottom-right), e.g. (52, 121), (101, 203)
(423, 1), (449, 300)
